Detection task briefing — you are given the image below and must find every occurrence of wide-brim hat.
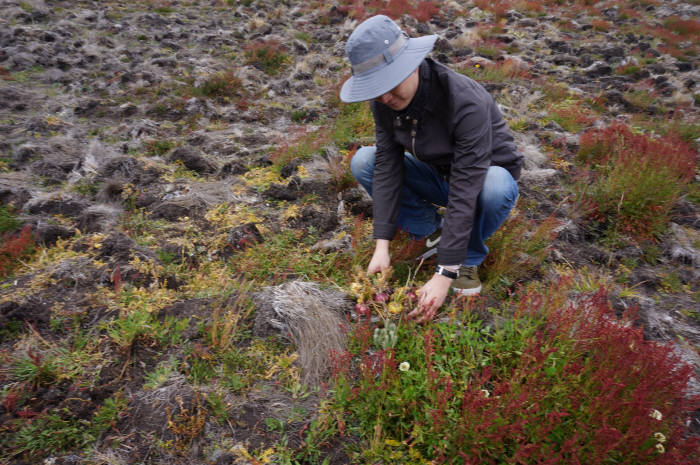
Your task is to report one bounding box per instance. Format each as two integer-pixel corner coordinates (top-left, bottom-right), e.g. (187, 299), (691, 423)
(340, 15), (437, 103)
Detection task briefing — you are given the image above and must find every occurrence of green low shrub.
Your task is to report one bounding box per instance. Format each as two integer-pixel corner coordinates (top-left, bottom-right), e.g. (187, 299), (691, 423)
(575, 123), (697, 243)
(326, 282), (699, 464)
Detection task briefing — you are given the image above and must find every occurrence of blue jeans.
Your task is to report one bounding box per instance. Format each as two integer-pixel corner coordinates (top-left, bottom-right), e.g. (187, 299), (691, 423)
(350, 146), (518, 266)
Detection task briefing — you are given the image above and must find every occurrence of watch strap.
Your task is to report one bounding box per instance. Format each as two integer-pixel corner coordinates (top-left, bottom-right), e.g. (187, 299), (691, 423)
(435, 265), (459, 279)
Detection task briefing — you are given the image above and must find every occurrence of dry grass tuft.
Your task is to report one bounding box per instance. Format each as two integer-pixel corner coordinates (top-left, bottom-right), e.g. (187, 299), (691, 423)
(253, 281), (350, 386)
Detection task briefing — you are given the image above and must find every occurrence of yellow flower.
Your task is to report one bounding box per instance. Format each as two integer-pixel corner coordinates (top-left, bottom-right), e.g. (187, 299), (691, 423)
(350, 282), (363, 295)
(387, 302), (402, 314)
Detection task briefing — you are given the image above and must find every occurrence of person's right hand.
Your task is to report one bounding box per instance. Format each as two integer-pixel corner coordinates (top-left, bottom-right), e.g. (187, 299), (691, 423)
(367, 239), (391, 274)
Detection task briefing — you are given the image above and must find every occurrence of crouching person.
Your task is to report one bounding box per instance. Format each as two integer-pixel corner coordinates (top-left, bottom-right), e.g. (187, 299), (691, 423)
(340, 15), (523, 320)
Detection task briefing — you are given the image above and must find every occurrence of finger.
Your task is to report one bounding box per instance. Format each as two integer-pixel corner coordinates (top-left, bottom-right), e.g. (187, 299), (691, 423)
(407, 294), (429, 319)
(415, 297), (436, 323)
(406, 305), (423, 320)
(418, 306), (437, 324)
(416, 302), (433, 323)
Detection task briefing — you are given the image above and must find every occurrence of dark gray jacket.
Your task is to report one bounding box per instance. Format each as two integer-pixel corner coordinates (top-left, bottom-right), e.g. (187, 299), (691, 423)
(371, 58), (523, 265)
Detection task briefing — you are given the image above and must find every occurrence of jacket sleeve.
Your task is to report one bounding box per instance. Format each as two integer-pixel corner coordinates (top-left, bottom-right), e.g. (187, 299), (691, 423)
(370, 102), (404, 240)
(437, 96), (492, 265)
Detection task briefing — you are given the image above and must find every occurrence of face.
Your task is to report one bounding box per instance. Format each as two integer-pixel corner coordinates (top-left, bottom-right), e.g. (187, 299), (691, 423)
(375, 68), (419, 111)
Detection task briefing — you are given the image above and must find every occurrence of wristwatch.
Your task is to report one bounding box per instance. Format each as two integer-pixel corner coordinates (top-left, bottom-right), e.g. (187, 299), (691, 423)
(435, 265), (459, 279)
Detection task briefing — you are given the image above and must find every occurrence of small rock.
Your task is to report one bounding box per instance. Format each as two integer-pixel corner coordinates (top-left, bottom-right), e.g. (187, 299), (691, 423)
(552, 220), (580, 243)
(218, 160), (247, 177)
(547, 40), (571, 54)
(292, 39), (308, 54)
(33, 222), (76, 246)
(583, 61), (612, 78)
(519, 142), (548, 170)
(668, 223), (699, 266)
(73, 98), (101, 116)
(602, 45), (625, 61)
(150, 201), (193, 221)
(168, 145), (216, 174)
(520, 168), (558, 183)
(27, 195), (89, 217)
(223, 223), (264, 256)
(602, 7), (619, 19)
(455, 56), (494, 69)
(544, 120), (564, 131)
(676, 61), (693, 72)
(264, 180), (300, 201)
(8, 51), (36, 70)
(551, 54), (579, 66)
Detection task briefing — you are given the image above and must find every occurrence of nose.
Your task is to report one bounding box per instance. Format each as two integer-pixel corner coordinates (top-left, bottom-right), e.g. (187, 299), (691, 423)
(376, 92), (392, 105)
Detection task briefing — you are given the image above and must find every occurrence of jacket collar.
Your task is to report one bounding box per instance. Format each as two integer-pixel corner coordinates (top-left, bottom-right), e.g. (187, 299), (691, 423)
(419, 59), (436, 113)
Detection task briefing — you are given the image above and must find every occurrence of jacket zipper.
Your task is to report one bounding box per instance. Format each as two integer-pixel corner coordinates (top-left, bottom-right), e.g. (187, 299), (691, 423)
(411, 119), (418, 157)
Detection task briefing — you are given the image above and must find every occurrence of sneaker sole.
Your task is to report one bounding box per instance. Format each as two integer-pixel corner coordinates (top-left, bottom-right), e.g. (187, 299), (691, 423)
(455, 285), (481, 296)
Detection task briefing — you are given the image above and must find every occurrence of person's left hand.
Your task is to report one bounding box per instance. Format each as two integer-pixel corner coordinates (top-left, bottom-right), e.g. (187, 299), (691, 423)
(407, 274), (452, 323)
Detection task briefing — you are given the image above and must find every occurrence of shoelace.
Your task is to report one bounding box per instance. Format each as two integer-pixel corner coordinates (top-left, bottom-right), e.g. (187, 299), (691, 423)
(461, 266), (477, 280)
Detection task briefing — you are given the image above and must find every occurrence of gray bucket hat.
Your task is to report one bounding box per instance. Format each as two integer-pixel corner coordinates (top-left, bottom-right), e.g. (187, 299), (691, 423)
(340, 15), (437, 103)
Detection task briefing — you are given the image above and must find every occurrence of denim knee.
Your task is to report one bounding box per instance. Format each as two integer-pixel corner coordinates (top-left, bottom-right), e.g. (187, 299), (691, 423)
(480, 166), (518, 208)
(350, 146), (376, 190)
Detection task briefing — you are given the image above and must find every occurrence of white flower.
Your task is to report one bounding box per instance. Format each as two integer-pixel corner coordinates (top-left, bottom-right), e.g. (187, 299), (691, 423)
(399, 361), (410, 372)
(654, 432), (666, 443)
(649, 409), (663, 421)
(655, 443), (665, 454)
(480, 389), (490, 398)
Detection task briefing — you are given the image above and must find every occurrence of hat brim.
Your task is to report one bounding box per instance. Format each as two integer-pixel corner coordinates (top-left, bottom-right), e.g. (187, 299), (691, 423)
(339, 34), (438, 103)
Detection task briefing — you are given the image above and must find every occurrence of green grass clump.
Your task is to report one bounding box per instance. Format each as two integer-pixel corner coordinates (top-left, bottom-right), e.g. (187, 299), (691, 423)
(12, 411), (97, 455)
(0, 205), (21, 233)
(575, 123), (697, 243)
(104, 305), (189, 352)
(195, 70), (245, 102)
(70, 179), (99, 196)
(271, 127), (328, 167)
(623, 88), (659, 112)
(144, 138), (174, 156)
(458, 58), (529, 83)
(537, 81), (571, 106)
(545, 97), (599, 132)
(332, 102), (374, 147)
(8, 393), (127, 457)
(244, 40), (289, 76)
(481, 209), (559, 297)
(229, 228), (360, 287)
(615, 64), (642, 76)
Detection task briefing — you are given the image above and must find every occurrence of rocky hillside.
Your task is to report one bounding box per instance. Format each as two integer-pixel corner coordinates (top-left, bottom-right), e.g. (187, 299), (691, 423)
(0, 0), (698, 464)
